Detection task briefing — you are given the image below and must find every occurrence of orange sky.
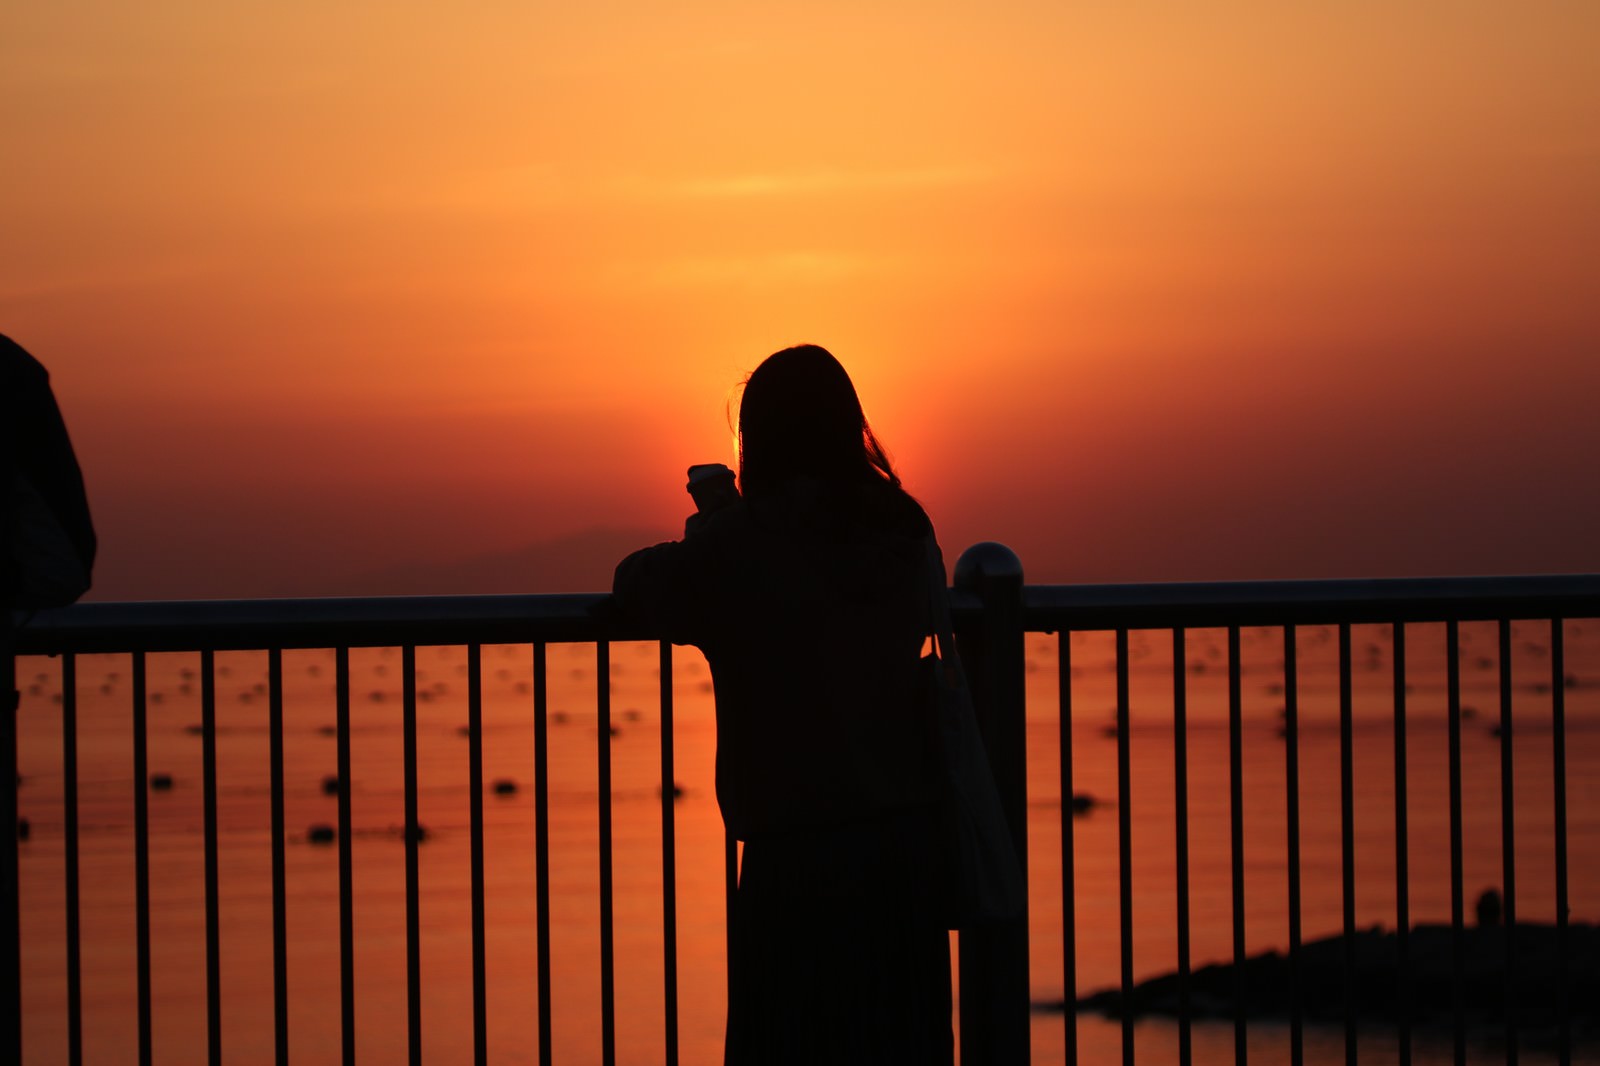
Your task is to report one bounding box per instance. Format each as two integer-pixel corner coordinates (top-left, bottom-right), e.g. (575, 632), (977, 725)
(4, 3), (1598, 599)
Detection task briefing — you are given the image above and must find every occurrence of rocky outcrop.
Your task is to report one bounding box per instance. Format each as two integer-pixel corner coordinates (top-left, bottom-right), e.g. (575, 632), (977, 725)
(1069, 923), (1600, 1031)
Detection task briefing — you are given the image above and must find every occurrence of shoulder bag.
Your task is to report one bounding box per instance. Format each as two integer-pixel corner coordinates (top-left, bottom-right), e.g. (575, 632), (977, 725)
(922, 537), (1026, 927)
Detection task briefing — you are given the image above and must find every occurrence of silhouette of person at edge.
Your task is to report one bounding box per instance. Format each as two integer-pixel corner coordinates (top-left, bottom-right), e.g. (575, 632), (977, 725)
(3, 334), (97, 1063)
(2, 336), (97, 609)
(613, 345), (953, 1065)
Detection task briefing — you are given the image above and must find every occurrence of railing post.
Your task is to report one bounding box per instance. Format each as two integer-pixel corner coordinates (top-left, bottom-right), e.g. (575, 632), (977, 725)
(953, 542), (1030, 1066)
(2, 616), (19, 1065)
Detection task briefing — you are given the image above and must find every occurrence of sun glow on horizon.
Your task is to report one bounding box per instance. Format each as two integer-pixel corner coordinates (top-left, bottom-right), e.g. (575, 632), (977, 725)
(4, 1), (1598, 597)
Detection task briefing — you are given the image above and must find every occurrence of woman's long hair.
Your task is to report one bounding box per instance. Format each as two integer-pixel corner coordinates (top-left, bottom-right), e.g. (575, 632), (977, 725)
(736, 345), (904, 500)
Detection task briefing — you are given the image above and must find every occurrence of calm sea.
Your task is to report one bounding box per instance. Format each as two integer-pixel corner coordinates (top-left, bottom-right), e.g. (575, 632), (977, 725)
(14, 620), (1600, 1064)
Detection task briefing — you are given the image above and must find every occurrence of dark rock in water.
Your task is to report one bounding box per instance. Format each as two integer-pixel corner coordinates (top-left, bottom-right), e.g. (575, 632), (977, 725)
(1071, 923), (1600, 1031)
(1476, 888), (1502, 927)
(307, 824), (336, 844)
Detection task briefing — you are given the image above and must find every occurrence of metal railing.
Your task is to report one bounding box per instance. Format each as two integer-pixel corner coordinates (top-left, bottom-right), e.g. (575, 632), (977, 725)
(1012, 563), (1600, 1066)
(5, 593), (680, 1066)
(5, 549), (1600, 1065)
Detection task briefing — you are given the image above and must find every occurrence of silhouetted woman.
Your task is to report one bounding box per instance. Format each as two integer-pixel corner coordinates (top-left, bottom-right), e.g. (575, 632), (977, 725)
(614, 345), (952, 1064)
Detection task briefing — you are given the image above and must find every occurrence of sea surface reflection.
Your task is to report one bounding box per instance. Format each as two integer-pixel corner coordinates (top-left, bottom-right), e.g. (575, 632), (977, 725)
(16, 620), (1600, 1064)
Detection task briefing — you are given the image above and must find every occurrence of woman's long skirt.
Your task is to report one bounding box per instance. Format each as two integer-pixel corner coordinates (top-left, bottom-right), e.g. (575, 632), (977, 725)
(723, 809), (953, 1066)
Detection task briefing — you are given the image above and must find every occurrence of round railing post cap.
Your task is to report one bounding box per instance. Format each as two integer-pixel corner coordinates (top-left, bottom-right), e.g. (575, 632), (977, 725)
(954, 542), (1024, 587)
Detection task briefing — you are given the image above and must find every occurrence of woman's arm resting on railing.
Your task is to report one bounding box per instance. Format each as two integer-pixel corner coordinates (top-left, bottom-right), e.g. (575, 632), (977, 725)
(611, 504), (745, 647)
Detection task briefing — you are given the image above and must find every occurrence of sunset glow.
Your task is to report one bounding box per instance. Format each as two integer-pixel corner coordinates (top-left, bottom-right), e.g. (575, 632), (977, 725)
(4, 2), (1597, 598)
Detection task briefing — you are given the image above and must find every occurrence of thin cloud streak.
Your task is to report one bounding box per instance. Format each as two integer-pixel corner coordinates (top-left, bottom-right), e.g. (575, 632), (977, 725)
(667, 166), (997, 199)
(644, 249), (884, 288)
(423, 163), (999, 214)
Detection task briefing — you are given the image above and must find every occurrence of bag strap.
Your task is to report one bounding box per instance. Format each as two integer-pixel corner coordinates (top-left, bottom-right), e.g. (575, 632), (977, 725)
(924, 536), (959, 667)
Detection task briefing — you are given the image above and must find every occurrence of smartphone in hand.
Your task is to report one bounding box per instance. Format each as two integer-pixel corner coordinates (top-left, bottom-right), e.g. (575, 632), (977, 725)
(686, 463), (739, 514)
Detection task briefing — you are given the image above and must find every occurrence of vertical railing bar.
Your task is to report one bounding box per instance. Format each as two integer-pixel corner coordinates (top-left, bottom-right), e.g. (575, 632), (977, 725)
(1228, 625), (1247, 1066)
(469, 644), (488, 1066)
(1115, 628), (1134, 1066)
(597, 641), (616, 1066)
(133, 652), (153, 1066)
(1446, 622), (1465, 1066)
(659, 641), (680, 1066)
(202, 648), (222, 1066)
(1393, 623), (1411, 1066)
(1173, 627), (1192, 1066)
(533, 643), (553, 1065)
(336, 646), (355, 1066)
(1338, 624), (1356, 1066)
(1497, 620), (1517, 1066)
(1059, 634), (1077, 1066)
(0, 623), (16, 1066)
(268, 649), (289, 1066)
(724, 831), (738, 994)
(62, 653), (81, 1066)
(402, 646), (421, 1066)
(1551, 620), (1570, 1066)
(1285, 627), (1303, 1066)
